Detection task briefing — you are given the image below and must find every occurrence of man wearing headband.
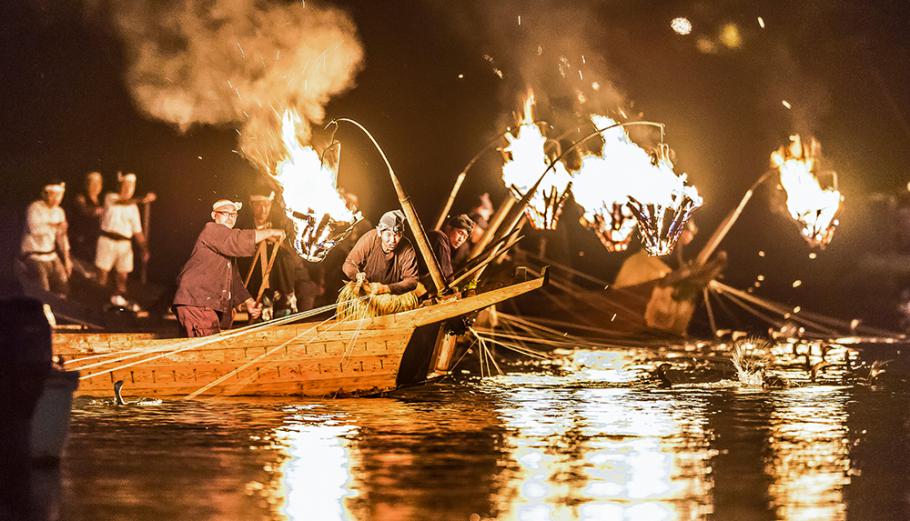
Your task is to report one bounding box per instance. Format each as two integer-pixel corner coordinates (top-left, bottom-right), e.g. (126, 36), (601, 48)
(428, 213), (475, 285)
(342, 209), (418, 295)
(95, 171), (156, 307)
(245, 190), (302, 315)
(17, 180), (72, 297)
(172, 199), (286, 337)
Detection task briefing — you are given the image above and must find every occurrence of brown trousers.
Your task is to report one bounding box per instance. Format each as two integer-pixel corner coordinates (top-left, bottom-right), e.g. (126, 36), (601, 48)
(175, 305), (233, 337)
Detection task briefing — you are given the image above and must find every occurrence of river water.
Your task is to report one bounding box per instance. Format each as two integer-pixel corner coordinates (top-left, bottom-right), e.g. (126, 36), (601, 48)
(44, 342), (910, 520)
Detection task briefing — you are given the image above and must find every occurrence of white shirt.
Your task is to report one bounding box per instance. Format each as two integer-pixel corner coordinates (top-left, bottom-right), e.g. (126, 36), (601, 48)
(100, 193), (142, 238)
(21, 200), (66, 261)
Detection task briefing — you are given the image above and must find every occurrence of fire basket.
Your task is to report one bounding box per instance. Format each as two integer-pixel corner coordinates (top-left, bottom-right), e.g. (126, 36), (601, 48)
(578, 203), (638, 252)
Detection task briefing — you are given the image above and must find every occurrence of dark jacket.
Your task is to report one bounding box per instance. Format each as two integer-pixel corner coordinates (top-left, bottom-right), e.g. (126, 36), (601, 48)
(342, 229), (418, 294)
(428, 230), (454, 282)
(173, 222), (256, 311)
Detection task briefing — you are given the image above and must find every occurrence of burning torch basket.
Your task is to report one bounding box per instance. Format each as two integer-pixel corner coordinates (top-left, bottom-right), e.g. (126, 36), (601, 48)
(289, 209), (362, 263)
(628, 192), (701, 256)
(580, 203), (638, 252)
(510, 183), (572, 231)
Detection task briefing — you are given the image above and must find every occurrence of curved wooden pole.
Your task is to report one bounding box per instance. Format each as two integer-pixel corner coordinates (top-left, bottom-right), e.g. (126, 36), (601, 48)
(333, 118), (447, 294)
(433, 131), (509, 230)
(694, 170), (773, 266)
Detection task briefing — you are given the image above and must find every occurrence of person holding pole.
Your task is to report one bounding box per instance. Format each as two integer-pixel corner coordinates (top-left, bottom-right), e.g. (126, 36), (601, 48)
(172, 199), (285, 337)
(94, 172), (155, 309)
(342, 210), (419, 295)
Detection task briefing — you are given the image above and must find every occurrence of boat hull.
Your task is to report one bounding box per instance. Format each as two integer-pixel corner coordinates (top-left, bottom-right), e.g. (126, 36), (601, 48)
(54, 271), (548, 398)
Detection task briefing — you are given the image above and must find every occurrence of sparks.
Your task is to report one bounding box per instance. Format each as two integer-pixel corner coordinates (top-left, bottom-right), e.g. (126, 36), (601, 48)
(782, 100), (792, 109)
(757, 16), (766, 28)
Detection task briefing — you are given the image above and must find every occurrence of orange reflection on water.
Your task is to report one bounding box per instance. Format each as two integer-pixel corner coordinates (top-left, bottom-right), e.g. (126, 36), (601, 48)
(767, 386), (850, 521)
(272, 410), (360, 521)
(492, 349), (714, 520)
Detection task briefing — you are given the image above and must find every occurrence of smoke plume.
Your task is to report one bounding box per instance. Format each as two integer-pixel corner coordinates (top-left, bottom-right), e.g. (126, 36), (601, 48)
(92, 0), (363, 173)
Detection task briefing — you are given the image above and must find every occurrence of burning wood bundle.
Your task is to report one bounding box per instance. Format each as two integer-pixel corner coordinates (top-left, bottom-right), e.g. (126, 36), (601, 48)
(770, 135), (842, 249)
(573, 115), (702, 256)
(273, 110), (362, 262)
(501, 92), (573, 230)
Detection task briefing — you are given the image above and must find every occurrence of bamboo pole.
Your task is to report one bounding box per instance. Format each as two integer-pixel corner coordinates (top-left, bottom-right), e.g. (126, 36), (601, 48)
(255, 239), (282, 303)
(694, 171), (773, 266)
(468, 194), (515, 260)
(433, 131), (509, 230)
(433, 172), (466, 231)
(333, 118), (447, 294)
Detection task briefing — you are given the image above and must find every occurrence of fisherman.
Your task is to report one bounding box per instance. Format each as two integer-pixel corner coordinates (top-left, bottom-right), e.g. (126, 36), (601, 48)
(69, 171), (104, 262)
(453, 193), (494, 267)
(17, 180), (72, 297)
(342, 210), (418, 295)
(428, 213), (475, 284)
(245, 190), (304, 316)
(95, 172), (155, 308)
(172, 199), (286, 337)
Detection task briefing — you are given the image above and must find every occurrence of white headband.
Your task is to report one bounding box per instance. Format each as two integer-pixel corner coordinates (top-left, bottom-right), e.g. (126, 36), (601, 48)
(118, 172), (137, 182)
(44, 182), (65, 193)
(213, 199), (242, 212)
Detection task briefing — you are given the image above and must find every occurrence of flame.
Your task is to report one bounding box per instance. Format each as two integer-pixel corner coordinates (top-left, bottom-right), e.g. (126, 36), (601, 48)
(273, 110), (361, 262)
(770, 135), (842, 249)
(572, 115), (702, 255)
(501, 92), (573, 230)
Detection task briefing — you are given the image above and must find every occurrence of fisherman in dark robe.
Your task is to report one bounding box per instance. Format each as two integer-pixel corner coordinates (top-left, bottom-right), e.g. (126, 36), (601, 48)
(172, 199), (286, 337)
(341, 210), (418, 295)
(428, 213), (475, 284)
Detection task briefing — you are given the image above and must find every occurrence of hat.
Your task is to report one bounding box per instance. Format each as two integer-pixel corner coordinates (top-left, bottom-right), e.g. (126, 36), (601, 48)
(446, 213), (475, 233)
(376, 210), (406, 233)
(43, 181), (65, 193)
(212, 199), (242, 212)
(117, 171), (137, 183)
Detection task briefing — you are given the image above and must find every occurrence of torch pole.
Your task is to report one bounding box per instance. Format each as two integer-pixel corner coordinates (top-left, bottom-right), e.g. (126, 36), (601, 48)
(433, 130), (509, 230)
(694, 170), (773, 266)
(468, 194), (515, 260)
(433, 172), (466, 231)
(333, 118), (448, 295)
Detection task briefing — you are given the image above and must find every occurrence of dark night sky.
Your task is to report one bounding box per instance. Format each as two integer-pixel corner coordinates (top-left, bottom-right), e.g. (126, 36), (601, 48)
(3, 1), (910, 327)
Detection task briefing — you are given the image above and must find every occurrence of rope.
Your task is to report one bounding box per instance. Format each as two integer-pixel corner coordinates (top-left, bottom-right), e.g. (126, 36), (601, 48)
(71, 298), (363, 380)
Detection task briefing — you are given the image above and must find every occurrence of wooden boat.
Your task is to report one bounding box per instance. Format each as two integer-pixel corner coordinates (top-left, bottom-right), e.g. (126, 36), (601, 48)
(54, 270), (548, 398)
(507, 250), (725, 338)
(29, 369), (79, 463)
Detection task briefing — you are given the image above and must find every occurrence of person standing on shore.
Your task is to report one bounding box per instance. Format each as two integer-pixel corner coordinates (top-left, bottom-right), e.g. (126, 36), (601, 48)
(17, 180), (72, 297)
(95, 172), (155, 308)
(70, 171), (104, 263)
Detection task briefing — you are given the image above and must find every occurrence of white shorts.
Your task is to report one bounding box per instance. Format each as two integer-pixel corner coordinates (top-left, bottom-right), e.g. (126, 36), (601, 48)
(95, 235), (134, 273)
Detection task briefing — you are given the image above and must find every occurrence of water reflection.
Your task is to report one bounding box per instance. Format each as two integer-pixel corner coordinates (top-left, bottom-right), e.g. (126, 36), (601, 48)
(489, 349), (714, 520)
(767, 386), (850, 521)
(58, 344), (909, 520)
(274, 408), (360, 520)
